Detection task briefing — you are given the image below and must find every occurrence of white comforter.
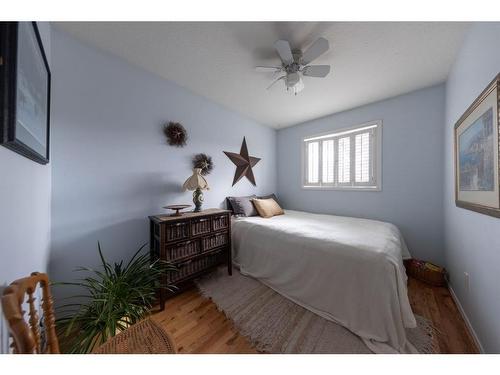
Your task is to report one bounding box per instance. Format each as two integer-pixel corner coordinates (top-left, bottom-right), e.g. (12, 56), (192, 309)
(232, 210), (417, 354)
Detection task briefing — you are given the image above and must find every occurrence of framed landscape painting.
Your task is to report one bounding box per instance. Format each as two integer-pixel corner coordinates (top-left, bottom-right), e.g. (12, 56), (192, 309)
(455, 74), (500, 218)
(0, 22), (51, 164)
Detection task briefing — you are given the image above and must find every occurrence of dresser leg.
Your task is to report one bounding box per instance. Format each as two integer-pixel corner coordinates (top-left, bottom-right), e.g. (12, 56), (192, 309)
(160, 289), (166, 311)
(227, 250), (232, 276)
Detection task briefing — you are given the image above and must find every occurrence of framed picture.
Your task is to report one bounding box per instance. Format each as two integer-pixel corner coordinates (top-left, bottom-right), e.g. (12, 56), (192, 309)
(454, 73), (500, 218)
(0, 22), (51, 164)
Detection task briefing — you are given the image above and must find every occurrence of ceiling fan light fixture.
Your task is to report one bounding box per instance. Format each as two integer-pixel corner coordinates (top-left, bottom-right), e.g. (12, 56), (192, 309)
(256, 37), (331, 95)
(285, 72), (300, 87)
(285, 76), (304, 96)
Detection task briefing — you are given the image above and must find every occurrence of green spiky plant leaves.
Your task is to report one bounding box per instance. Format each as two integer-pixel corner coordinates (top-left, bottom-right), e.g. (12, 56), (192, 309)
(55, 243), (177, 353)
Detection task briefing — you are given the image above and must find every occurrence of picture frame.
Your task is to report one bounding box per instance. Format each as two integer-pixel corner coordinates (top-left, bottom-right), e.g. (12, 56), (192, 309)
(0, 22), (51, 164)
(454, 73), (500, 218)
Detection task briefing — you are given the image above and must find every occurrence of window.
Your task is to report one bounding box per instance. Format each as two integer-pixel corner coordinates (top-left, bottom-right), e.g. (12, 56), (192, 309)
(302, 121), (381, 190)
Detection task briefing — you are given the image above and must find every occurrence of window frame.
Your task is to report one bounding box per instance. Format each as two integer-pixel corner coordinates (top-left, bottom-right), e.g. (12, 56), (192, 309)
(301, 120), (382, 191)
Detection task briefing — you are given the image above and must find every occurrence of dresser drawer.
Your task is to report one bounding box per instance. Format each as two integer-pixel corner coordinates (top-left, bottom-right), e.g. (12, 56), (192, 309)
(165, 221), (190, 243)
(191, 217), (212, 236)
(164, 239), (201, 262)
(212, 214), (229, 231)
(167, 249), (225, 283)
(202, 231), (229, 252)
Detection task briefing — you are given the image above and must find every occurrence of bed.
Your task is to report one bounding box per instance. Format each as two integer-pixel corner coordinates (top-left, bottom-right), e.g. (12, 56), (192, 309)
(232, 209), (417, 354)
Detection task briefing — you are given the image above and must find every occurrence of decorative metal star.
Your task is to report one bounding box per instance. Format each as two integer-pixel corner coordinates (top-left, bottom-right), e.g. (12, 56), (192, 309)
(223, 137), (261, 186)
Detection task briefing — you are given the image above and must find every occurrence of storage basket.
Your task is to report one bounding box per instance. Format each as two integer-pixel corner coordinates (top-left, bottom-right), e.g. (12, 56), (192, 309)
(165, 239), (200, 261)
(168, 249), (225, 283)
(212, 214), (229, 231)
(191, 217), (212, 236)
(404, 258), (447, 287)
(202, 232), (229, 252)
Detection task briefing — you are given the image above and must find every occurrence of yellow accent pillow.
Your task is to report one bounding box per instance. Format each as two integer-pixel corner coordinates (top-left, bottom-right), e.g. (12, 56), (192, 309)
(251, 198), (284, 218)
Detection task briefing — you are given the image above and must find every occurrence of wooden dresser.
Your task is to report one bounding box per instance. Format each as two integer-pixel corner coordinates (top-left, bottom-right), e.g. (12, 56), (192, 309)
(149, 208), (232, 310)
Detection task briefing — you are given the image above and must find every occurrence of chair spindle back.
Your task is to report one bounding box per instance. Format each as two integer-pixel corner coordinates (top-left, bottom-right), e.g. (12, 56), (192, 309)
(1, 272), (60, 354)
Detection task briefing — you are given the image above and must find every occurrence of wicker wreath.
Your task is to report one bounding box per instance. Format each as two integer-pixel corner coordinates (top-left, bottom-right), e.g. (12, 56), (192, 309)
(192, 153), (214, 176)
(164, 122), (187, 147)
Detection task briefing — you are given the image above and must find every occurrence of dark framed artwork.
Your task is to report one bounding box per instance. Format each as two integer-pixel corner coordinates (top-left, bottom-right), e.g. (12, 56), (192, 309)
(454, 73), (500, 218)
(0, 22), (51, 164)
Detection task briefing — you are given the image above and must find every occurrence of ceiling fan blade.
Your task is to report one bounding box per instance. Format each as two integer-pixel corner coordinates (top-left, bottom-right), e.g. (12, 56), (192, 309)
(266, 75), (286, 90)
(255, 66), (282, 73)
(302, 65), (331, 78)
(274, 40), (294, 65)
(301, 37), (329, 65)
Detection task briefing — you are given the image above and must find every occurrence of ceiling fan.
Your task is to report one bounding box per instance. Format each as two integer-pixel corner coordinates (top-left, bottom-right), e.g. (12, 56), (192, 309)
(256, 37), (331, 95)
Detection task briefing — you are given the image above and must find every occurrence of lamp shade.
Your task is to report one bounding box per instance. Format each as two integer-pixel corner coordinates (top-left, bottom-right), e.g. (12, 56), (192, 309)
(182, 168), (210, 191)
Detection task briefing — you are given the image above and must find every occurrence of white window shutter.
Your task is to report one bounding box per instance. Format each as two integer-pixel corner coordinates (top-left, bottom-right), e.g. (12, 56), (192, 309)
(338, 136), (350, 183)
(355, 132), (370, 183)
(322, 140), (334, 184)
(307, 141), (319, 184)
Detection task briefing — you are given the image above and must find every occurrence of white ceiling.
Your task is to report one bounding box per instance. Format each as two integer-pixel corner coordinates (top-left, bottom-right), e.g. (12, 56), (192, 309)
(55, 22), (469, 129)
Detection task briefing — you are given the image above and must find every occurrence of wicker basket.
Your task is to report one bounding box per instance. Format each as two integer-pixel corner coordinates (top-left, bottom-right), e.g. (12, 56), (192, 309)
(404, 258), (447, 287)
(93, 318), (176, 354)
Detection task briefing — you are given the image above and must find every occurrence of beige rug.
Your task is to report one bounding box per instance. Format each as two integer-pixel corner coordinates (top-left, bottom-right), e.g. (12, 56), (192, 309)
(196, 267), (437, 354)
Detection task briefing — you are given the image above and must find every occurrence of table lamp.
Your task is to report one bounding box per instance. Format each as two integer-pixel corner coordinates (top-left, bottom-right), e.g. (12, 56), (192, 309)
(182, 168), (210, 212)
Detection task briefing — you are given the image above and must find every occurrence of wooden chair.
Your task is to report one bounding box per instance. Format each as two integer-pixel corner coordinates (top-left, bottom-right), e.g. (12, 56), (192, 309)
(1, 272), (60, 354)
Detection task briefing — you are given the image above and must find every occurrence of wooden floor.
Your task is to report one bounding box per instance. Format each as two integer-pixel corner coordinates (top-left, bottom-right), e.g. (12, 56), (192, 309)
(151, 277), (479, 354)
(407, 277), (479, 354)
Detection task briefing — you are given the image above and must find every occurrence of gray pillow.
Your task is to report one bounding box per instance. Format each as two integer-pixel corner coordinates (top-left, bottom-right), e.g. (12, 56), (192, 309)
(227, 195), (258, 217)
(258, 193), (281, 206)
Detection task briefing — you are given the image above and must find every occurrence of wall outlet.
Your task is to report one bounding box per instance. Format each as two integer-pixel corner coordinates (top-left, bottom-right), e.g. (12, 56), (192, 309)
(464, 272), (470, 292)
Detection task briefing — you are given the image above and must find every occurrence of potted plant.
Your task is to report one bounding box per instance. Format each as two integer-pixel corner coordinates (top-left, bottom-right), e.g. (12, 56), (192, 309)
(55, 243), (177, 353)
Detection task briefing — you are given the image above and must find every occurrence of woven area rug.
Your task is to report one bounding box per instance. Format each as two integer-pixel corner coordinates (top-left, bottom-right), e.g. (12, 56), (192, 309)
(196, 267), (437, 354)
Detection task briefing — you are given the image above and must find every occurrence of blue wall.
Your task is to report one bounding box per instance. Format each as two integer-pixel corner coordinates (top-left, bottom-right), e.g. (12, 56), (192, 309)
(0, 22), (52, 354)
(444, 23), (500, 353)
(48, 29), (277, 294)
(0, 22), (52, 284)
(277, 85), (446, 265)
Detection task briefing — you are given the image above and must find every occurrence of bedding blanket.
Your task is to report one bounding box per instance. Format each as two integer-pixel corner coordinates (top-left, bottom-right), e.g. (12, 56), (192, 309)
(232, 210), (417, 353)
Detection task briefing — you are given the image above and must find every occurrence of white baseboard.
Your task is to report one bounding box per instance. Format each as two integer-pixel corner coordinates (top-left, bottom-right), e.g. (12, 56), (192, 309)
(448, 284), (485, 353)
